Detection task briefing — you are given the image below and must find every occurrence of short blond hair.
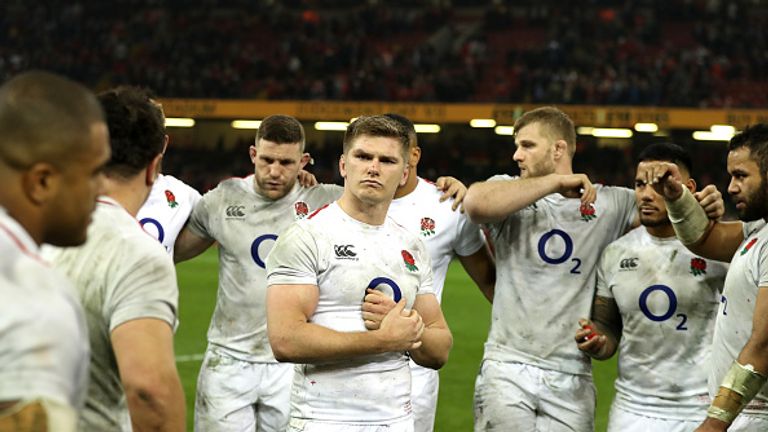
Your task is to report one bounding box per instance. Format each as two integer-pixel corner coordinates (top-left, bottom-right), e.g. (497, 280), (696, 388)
(514, 106), (576, 157)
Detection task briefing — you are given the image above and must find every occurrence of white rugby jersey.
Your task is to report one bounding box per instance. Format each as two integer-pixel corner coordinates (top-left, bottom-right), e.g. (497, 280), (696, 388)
(709, 220), (768, 417)
(483, 174), (636, 375)
(388, 177), (485, 303)
(43, 197), (178, 431)
(187, 176), (342, 362)
(597, 227), (727, 420)
(0, 207), (89, 412)
(266, 202), (435, 424)
(136, 174), (201, 255)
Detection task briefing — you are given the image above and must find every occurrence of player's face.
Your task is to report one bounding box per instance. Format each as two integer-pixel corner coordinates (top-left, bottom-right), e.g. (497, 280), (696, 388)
(45, 122), (110, 246)
(340, 135), (408, 205)
(513, 122), (556, 178)
(727, 146), (768, 221)
(250, 139), (309, 200)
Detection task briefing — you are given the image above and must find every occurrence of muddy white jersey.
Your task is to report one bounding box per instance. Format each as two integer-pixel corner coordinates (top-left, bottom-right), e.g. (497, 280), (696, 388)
(187, 176), (342, 362)
(597, 227), (727, 420)
(709, 220), (768, 417)
(483, 174), (636, 375)
(42, 197), (178, 431)
(0, 207), (89, 412)
(137, 174), (201, 255)
(266, 202), (435, 424)
(388, 177), (485, 302)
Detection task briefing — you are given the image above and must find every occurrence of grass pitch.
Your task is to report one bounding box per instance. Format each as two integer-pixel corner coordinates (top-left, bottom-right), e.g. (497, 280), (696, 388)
(175, 249), (618, 431)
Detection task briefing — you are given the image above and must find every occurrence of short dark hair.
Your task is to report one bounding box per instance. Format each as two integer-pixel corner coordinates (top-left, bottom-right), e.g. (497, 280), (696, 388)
(0, 70), (104, 169)
(729, 124), (768, 176)
(383, 113), (418, 147)
(638, 142), (693, 174)
(514, 106), (576, 157)
(343, 115), (410, 160)
(98, 86), (166, 178)
(256, 115), (305, 151)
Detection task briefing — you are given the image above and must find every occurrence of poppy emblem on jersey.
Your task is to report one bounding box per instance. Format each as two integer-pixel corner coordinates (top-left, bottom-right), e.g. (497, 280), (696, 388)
(420, 217), (436, 237)
(741, 238), (758, 255)
(401, 250), (418, 272)
(165, 190), (178, 208)
(579, 203), (596, 221)
(690, 257), (707, 276)
(295, 201), (309, 219)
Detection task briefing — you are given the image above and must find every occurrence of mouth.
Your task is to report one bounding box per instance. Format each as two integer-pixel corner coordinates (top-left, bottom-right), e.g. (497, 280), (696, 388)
(265, 181), (283, 189)
(360, 179), (383, 188)
(639, 206), (658, 214)
(735, 202), (746, 210)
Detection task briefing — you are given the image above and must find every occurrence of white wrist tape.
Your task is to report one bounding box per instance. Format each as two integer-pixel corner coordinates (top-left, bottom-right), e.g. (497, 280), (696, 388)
(667, 187), (709, 245)
(707, 361), (768, 424)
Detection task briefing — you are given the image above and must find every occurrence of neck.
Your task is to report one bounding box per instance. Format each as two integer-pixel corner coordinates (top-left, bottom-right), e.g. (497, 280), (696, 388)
(337, 191), (390, 225)
(394, 170), (418, 199)
(644, 223), (676, 239)
(101, 175), (150, 217)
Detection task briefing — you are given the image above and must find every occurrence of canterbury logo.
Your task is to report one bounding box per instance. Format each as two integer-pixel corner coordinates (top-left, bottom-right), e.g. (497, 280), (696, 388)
(619, 258), (638, 269)
(334, 245), (357, 258)
(225, 205), (245, 217)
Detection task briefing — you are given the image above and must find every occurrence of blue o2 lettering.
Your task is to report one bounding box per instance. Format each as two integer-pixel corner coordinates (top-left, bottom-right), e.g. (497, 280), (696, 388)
(721, 295), (728, 315)
(139, 218), (165, 243)
(538, 229), (581, 273)
(638, 284), (687, 330)
(367, 277), (402, 303)
(251, 234), (278, 269)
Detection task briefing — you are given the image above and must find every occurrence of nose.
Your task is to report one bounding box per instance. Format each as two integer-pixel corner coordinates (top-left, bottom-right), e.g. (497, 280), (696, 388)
(513, 147), (523, 162)
(268, 162), (281, 178)
(638, 184), (655, 201)
(367, 158), (381, 175)
(727, 178), (739, 195)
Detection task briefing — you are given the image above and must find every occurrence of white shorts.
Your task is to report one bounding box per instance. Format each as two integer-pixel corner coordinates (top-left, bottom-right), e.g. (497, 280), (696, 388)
(0, 398), (77, 432)
(287, 416), (414, 432)
(473, 360), (595, 432)
(410, 362), (438, 432)
(194, 348), (293, 432)
(730, 413), (768, 432)
(607, 403), (702, 432)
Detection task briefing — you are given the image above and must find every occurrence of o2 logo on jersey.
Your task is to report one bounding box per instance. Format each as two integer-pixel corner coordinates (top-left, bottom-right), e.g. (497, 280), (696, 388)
(366, 277), (402, 302)
(638, 284), (688, 330)
(139, 218), (165, 243)
(537, 229), (582, 274)
(251, 234), (278, 269)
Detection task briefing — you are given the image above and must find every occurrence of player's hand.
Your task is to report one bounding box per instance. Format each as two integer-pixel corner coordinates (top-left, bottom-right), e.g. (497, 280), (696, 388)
(695, 184), (725, 221)
(435, 176), (466, 212)
(694, 417), (729, 431)
(378, 299), (424, 351)
(557, 174), (596, 206)
(297, 169), (318, 187)
(362, 289), (396, 330)
(636, 161), (684, 201)
(574, 319), (607, 358)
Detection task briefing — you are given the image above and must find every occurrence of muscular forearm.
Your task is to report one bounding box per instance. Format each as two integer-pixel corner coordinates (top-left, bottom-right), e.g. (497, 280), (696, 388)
(589, 319), (620, 360)
(173, 228), (214, 263)
(464, 175), (560, 224)
(409, 325), (453, 370)
(125, 373), (186, 432)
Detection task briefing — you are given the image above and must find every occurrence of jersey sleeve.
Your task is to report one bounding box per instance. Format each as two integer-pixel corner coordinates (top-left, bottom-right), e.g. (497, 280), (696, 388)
(611, 186), (637, 231)
(266, 222), (321, 286)
(415, 239), (435, 296)
(107, 247), (178, 332)
(757, 236), (768, 288)
(186, 187), (216, 240)
(595, 244), (619, 299)
(452, 212), (485, 257)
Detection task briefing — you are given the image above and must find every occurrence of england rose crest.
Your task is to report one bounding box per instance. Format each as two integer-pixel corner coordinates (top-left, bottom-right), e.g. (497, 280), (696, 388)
(401, 250), (418, 272)
(294, 201), (309, 219)
(165, 190), (178, 208)
(420, 217), (436, 237)
(579, 203), (596, 221)
(690, 257), (707, 276)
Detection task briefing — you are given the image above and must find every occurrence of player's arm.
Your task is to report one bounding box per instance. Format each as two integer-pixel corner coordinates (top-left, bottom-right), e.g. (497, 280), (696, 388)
(435, 176), (466, 211)
(637, 161), (743, 262)
(464, 173), (596, 224)
(409, 293), (453, 369)
(457, 246), (496, 303)
(267, 284), (423, 363)
(575, 296), (622, 361)
(112, 318), (185, 432)
(697, 288), (768, 431)
(173, 226), (214, 263)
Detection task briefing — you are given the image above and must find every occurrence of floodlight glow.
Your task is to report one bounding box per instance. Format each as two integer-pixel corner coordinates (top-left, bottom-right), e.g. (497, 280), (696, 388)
(231, 120), (262, 129)
(710, 125), (736, 135)
(414, 124), (441, 133)
(634, 123), (659, 133)
(591, 128), (633, 138)
(576, 127), (594, 135)
(165, 118), (195, 128)
(314, 121), (349, 131)
(470, 119), (497, 128)
(494, 126), (515, 136)
(693, 131), (731, 141)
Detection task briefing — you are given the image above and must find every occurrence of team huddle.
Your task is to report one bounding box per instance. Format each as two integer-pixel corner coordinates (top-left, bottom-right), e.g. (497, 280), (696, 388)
(1, 70), (768, 432)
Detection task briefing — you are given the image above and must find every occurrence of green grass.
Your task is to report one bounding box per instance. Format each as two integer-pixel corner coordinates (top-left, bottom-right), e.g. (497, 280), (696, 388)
(175, 250), (618, 431)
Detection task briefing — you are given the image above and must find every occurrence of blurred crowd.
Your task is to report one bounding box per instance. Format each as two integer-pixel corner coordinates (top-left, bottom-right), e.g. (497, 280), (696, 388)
(1, 0), (765, 107)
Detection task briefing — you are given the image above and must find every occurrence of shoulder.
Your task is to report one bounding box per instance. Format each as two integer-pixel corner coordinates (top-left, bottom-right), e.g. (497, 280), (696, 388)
(595, 184), (634, 200)
(93, 204), (169, 259)
(301, 183), (343, 200)
(159, 174), (201, 198)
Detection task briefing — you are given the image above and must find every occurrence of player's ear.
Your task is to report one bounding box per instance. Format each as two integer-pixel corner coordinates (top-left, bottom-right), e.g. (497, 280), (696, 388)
(146, 153), (162, 186)
(339, 154), (347, 179)
(299, 152), (311, 169)
(553, 139), (567, 160)
(399, 164), (409, 187)
(22, 162), (60, 205)
(161, 135), (169, 155)
(686, 178), (697, 193)
(248, 145), (258, 164)
(409, 146), (421, 167)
